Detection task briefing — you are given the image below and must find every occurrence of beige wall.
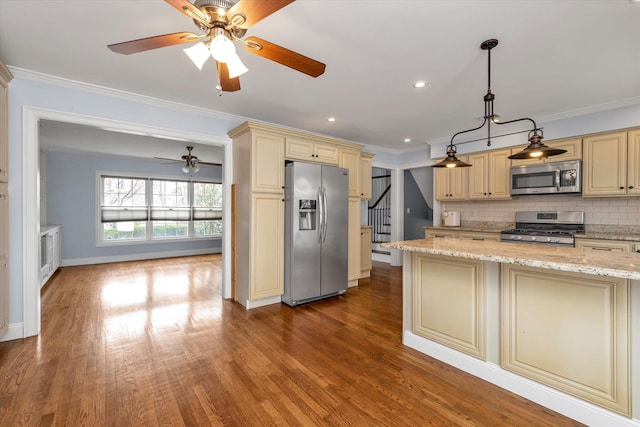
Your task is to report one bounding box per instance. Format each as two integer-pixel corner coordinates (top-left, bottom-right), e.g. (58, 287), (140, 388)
(442, 195), (640, 226)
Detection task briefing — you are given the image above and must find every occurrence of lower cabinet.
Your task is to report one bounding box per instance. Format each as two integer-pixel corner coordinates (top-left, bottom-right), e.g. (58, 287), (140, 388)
(575, 237), (640, 253)
(412, 253), (486, 359)
(501, 265), (630, 416)
(0, 262), (7, 336)
(250, 193), (284, 300)
(40, 226), (62, 287)
(347, 197), (361, 284)
(360, 226), (372, 278)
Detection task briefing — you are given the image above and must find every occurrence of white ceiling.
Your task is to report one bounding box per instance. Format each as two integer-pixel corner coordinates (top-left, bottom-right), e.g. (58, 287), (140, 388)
(2, 0), (640, 155)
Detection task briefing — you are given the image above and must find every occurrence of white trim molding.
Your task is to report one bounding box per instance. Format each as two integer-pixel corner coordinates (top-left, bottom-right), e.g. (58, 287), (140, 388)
(61, 248), (221, 267)
(22, 106), (233, 338)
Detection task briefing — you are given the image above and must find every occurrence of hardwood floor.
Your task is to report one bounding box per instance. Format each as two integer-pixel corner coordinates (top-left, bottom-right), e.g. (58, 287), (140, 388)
(0, 256), (583, 426)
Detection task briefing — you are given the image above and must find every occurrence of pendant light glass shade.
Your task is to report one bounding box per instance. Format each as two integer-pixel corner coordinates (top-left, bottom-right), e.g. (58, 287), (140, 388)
(225, 53), (249, 78)
(210, 34), (237, 63)
(183, 31), (248, 78)
(431, 145), (471, 168)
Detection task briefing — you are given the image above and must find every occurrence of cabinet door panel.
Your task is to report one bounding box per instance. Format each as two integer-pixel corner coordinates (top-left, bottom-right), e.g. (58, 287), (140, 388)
(449, 156), (468, 200)
(314, 144), (340, 165)
(360, 227), (372, 273)
(0, 83), (7, 182)
(0, 262), (7, 336)
(252, 133), (285, 193)
(340, 150), (361, 198)
(488, 149), (511, 199)
(347, 198), (361, 282)
(360, 155), (373, 199)
(583, 132), (627, 196)
(285, 137), (315, 161)
(434, 167), (449, 201)
(628, 130), (640, 195)
(250, 193), (284, 299)
(0, 183), (6, 263)
(468, 153), (488, 199)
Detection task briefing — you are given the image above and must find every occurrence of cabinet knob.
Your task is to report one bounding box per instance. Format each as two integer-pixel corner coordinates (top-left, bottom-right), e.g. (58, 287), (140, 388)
(629, 186), (634, 189)
(484, 192), (487, 195)
(620, 186), (625, 190)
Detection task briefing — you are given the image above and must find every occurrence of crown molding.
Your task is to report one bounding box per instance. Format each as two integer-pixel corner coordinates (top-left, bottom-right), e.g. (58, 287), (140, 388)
(7, 66), (248, 123)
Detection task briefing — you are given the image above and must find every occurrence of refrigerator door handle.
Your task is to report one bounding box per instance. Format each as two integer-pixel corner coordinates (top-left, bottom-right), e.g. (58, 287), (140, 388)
(322, 186), (328, 243)
(317, 187), (324, 243)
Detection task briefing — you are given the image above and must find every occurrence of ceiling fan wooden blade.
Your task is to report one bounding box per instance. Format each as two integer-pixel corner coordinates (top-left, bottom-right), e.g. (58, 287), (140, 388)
(165, 0), (212, 28)
(108, 32), (200, 55)
(226, 0), (294, 29)
(216, 62), (241, 92)
(154, 157), (182, 162)
(243, 37), (326, 77)
(198, 161), (223, 166)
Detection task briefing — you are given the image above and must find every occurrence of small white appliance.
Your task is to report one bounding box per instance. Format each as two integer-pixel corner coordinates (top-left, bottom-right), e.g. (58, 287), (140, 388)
(443, 211), (460, 227)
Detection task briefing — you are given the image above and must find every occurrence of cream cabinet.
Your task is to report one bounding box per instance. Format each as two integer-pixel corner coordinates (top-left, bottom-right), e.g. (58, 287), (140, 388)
(575, 237), (640, 253)
(360, 226), (372, 278)
(250, 193), (284, 299)
(347, 197), (361, 284)
(510, 137), (582, 167)
(285, 137), (339, 165)
(501, 265), (630, 415)
(425, 229), (458, 238)
(583, 130), (640, 197)
(0, 183), (7, 336)
(434, 157), (468, 201)
(229, 121), (365, 307)
(0, 60), (11, 338)
(0, 61), (10, 183)
(458, 231), (501, 242)
(340, 149), (361, 198)
(468, 149), (511, 200)
(360, 152), (374, 200)
(412, 253), (486, 359)
(251, 132), (285, 193)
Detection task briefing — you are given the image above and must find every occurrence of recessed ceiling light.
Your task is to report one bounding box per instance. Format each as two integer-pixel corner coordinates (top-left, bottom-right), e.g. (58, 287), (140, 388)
(404, 138), (411, 143)
(328, 117), (336, 122)
(413, 81), (426, 88)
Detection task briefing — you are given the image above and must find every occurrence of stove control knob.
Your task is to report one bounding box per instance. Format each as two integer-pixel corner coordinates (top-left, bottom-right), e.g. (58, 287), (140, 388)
(516, 236), (522, 240)
(510, 235), (517, 240)
(531, 236), (537, 241)
(546, 237), (552, 242)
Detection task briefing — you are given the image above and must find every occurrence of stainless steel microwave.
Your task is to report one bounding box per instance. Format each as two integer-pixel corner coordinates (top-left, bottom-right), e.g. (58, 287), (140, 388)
(510, 160), (581, 195)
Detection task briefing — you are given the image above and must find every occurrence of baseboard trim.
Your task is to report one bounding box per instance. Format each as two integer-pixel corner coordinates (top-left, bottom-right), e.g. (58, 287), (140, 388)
(244, 295), (282, 309)
(61, 248), (221, 267)
(403, 331), (640, 427)
(0, 323), (24, 342)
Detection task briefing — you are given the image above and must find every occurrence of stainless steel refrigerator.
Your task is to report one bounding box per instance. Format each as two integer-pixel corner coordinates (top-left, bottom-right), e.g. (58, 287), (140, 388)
(282, 162), (349, 306)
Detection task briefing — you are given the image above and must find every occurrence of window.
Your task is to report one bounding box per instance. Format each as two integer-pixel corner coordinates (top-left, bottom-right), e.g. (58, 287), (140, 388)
(99, 174), (222, 244)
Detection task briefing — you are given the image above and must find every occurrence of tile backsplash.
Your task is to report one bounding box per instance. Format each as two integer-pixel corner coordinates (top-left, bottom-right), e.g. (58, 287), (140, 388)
(442, 195), (640, 226)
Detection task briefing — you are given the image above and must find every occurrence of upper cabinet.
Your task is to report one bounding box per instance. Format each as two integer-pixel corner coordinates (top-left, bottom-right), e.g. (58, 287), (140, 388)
(510, 137), (583, 167)
(251, 132), (285, 193)
(0, 60), (12, 183)
(468, 149), (511, 200)
(285, 137), (340, 165)
(340, 149), (361, 198)
(435, 156), (468, 201)
(360, 152), (374, 200)
(583, 130), (640, 197)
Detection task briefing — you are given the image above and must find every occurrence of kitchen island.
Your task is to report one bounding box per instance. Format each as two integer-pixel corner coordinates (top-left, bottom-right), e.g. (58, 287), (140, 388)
(382, 238), (640, 426)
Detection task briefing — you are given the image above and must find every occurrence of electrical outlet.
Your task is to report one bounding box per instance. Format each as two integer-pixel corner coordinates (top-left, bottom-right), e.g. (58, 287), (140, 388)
(406, 208), (410, 215)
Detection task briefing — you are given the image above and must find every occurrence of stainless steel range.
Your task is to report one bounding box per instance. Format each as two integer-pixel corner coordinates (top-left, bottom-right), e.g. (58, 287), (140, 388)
(500, 211), (585, 247)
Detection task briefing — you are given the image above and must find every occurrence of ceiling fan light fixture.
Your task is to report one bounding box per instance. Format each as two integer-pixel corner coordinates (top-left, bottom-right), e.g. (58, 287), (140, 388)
(226, 53), (249, 78)
(210, 32), (237, 63)
(184, 42), (211, 70)
(182, 164), (191, 173)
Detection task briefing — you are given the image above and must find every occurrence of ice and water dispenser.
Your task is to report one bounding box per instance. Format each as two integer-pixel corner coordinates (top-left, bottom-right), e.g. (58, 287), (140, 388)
(298, 199), (316, 230)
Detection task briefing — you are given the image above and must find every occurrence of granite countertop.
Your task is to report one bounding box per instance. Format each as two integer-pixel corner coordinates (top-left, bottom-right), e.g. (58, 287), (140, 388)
(381, 238), (640, 280)
(576, 232), (640, 242)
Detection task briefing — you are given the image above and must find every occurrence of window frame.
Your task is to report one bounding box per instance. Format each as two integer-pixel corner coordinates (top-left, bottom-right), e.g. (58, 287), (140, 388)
(96, 171), (222, 247)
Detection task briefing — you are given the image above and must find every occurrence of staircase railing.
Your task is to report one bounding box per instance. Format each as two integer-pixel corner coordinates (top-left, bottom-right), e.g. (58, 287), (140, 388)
(368, 174), (391, 244)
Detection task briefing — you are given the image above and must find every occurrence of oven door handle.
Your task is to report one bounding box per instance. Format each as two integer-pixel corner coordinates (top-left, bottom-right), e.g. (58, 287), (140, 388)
(555, 170), (561, 192)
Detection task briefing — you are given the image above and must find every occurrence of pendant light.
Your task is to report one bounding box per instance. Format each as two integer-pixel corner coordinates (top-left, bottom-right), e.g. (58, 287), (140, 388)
(433, 39), (565, 168)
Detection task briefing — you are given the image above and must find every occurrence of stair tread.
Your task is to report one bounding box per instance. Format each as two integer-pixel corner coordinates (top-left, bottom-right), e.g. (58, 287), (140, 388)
(372, 249), (391, 255)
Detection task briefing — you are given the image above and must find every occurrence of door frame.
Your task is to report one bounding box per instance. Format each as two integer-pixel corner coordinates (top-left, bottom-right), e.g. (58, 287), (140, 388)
(22, 107), (232, 337)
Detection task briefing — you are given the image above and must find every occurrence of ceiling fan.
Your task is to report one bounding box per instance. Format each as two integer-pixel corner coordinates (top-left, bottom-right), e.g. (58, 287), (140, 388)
(107, 0), (326, 92)
(155, 146), (221, 173)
